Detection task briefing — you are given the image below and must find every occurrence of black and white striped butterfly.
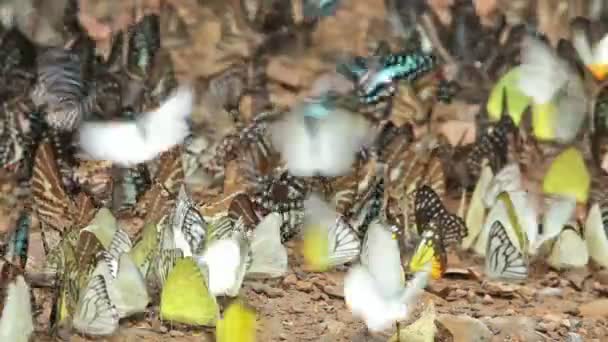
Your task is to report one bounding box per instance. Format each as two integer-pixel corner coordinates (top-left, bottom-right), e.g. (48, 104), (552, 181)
(485, 220), (528, 281)
(32, 46), (95, 132)
(414, 185), (467, 245)
(170, 185), (207, 256)
(327, 216), (361, 267)
(72, 275), (119, 336)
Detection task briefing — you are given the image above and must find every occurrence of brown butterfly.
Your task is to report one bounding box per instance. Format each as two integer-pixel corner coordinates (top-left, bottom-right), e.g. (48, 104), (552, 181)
(135, 146), (184, 225)
(31, 142), (77, 234)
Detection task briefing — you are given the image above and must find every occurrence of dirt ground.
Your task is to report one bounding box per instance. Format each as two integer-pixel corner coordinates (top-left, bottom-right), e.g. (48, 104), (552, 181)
(15, 0), (608, 341)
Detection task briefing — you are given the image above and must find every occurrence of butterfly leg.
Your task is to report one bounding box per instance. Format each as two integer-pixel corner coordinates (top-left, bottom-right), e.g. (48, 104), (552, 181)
(395, 321), (401, 342)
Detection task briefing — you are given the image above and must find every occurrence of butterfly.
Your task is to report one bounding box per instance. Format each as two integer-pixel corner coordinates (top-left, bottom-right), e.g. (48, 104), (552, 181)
(547, 223), (589, 270)
(216, 299), (256, 342)
(344, 221), (429, 332)
(465, 114), (516, 185)
(4, 211), (30, 268)
(136, 146), (185, 224)
(585, 200), (608, 268)
(170, 185), (208, 256)
(129, 221), (162, 277)
(126, 14), (161, 81)
(414, 185), (467, 245)
(71, 275), (120, 336)
(78, 86), (194, 166)
(518, 35), (587, 143)
(92, 229), (149, 319)
(160, 256), (218, 326)
(302, 196), (361, 270)
(31, 142), (77, 234)
(268, 102), (372, 178)
(246, 212), (288, 279)
(0, 259), (34, 342)
(409, 226), (447, 280)
(485, 220), (528, 281)
(462, 164), (493, 249)
(358, 52), (437, 105)
(251, 171), (307, 243)
(31, 46), (94, 131)
(542, 147), (590, 204)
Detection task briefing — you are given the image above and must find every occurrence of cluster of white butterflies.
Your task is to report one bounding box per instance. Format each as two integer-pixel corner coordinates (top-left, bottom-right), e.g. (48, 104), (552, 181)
(29, 183), (290, 337)
(463, 163), (608, 282)
(303, 195), (430, 332)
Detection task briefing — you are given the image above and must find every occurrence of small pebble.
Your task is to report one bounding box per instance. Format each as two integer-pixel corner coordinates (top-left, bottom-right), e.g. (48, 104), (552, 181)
(296, 281), (314, 293)
(169, 330), (185, 337)
(482, 294), (494, 304)
(283, 274), (297, 286)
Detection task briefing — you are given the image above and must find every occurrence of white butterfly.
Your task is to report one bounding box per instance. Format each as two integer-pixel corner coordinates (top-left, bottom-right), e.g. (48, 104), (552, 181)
(246, 212), (288, 279)
(327, 216), (361, 267)
(72, 275), (120, 336)
(531, 195), (576, 254)
(269, 103), (372, 177)
(170, 185), (207, 256)
(547, 224), (589, 270)
(485, 220), (528, 281)
(196, 232), (249, 297)
(0, 274), (33, 342)
(92, 230), (149, 319)
(462, 164), (493, 249)
(344, 221), (428, 332)
(78, 86), (194, 166)
(475, 191), (537, 257)
(518, 35), (587, 143)
(584, 202), (608, 268)
(482, 163), (522, 209)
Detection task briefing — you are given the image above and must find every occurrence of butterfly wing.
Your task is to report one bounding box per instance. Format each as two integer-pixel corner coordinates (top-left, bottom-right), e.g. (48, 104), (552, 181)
(247, 213), (288, 279)
(327, 216), (361, 267)
(360, 221), (403, 296)
(485, 221), (528, 281)
(547, 225), (589, 270)
(463, 165), (493, 249)
(31, 142), (75, 233)
(0, 275), (34, 342)
(107, 254), (149, 318)
(72, 275), (119, 336)
(171, 185), (207, 256)
(409, 227), (446, 280)
(584, 203), (608, 268)
(160, 257), (218, 326)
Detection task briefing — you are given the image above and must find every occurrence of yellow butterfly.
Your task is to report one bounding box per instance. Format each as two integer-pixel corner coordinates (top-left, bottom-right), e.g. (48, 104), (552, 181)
(160, 257), (218, 326)
(543, 147), (590, 204)
(216, 299), (257, 342)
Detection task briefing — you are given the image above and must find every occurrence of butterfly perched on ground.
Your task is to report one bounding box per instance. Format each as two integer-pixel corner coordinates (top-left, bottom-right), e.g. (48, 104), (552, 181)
(302, 195), (361, 271)
(547, 223), (589, 270)
(485, 220), (528, 281)
(169, 185), (208, 256)
(31, 142), (78, 234)
(0, 259), (34, 342)
(160, 256), (219, 326)
(585, 197), (608, 268)
(135, 146), (185, 225)
(413, 185), (467, 245)
(408, 224), (447, 280)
